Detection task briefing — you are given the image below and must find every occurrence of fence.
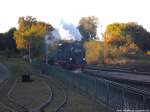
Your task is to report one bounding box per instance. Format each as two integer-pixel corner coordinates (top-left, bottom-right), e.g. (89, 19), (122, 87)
(33, 62), (150, 112)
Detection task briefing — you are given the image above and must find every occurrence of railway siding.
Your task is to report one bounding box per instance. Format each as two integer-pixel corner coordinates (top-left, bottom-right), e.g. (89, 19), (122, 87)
(83, 69), (150, 110)
(39, 74), (67, 112)
(31, 81), (53, 112)
(0, 77), (29, 112)
(32, 62), (115, 111)
(84, 68), (150, 85)
(9, 76), (51, 112)
(0, 67), (28, 112)
(85, 65), (150, 75)
(0, 102), (14, 112)
(34, 62), (150, 111)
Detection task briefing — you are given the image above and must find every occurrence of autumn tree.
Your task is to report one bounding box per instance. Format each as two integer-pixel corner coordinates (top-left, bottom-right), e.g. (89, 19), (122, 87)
(0, 27), (16, 52)
(84, 40), (102, 64)
(78, 16), (99, 41)
(124, 23), (150, 52)
(6, 27), (17, 52)
(104, 23), (133, 46)
(14, 16), (54, 60)
(105, 22), (150, 53)
(0, 33), (5, 50)
(103, 22), (150, 61)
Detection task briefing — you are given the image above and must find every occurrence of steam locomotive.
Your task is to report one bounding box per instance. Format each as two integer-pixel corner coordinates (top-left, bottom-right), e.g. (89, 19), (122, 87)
(48, 41), (86, 69)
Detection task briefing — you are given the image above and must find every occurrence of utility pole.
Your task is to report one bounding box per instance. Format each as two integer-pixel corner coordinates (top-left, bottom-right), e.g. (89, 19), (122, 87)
(28, 38), (32, 63)
(45, 43), (48, 64)
(103, 33), (108, 64)
(45, 32), (52, 65)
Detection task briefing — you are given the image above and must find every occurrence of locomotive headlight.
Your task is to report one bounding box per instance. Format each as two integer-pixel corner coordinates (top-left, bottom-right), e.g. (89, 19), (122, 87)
(69, 58), (72, 61)
(83, 58), (85, 60)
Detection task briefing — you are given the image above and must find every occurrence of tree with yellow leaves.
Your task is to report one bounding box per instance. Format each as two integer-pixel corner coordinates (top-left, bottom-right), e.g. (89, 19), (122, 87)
(14, 16), (54, 60)
(104, 22), (150, 59)
(84, 40), (102, 64)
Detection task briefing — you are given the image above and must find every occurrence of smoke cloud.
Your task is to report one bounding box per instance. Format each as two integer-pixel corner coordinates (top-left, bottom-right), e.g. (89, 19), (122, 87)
(50, 19), (82, 40)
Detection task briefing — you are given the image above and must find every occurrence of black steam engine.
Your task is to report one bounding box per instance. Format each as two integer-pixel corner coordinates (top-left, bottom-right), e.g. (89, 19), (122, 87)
(49, 42), (86, 69)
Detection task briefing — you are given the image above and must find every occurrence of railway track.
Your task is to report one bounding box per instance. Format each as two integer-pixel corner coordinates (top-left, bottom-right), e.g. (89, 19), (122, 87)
(39, 74), (67, 112)
(0, 74), (67, 112)
(84, 65), (150, 90)
(0, 76), (28, 112)
(84, 67), (150, 95)
(75, 68), (150, 110)
(85, 65), (150, 75)
(0, 102), (13, 112)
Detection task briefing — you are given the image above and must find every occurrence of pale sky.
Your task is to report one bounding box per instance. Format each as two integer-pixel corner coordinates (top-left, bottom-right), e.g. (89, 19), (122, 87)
(0, 0), (150, 33)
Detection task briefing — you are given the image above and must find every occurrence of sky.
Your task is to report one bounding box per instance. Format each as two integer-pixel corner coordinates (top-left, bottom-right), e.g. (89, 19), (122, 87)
(0, 0), (150, 35)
